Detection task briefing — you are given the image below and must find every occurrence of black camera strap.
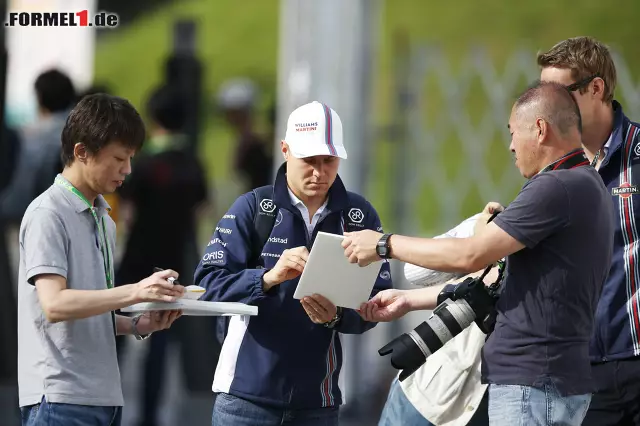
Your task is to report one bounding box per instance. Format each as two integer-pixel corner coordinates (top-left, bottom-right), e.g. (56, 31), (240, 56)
(478, 210), (501, 282)
(538, 148), (591, 174)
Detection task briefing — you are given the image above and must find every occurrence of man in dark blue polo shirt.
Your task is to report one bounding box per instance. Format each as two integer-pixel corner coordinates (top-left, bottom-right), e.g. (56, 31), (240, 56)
(343, 81), (613, 426)
(539, 35), (640, 425)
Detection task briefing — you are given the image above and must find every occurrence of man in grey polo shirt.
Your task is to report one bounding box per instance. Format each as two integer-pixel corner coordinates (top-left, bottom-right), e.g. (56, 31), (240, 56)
(18, 93), (185, 426)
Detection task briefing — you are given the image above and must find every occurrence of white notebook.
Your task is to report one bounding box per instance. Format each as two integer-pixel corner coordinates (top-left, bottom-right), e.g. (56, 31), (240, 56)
(293, 231), (383, 309)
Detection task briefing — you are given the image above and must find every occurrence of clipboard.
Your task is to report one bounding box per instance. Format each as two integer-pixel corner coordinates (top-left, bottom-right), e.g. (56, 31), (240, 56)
(121, 299), (258, 317)
(120, 285), (258, 317)
(293, 231), (383, 309)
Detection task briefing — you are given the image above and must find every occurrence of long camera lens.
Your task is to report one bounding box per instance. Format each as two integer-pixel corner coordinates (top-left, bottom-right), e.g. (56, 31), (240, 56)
(379, 276), (499, 381)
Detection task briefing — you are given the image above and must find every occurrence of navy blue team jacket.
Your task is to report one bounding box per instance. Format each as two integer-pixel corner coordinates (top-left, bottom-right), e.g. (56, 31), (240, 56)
(591, 101), (640, 363)
(194, 164), (392, 409)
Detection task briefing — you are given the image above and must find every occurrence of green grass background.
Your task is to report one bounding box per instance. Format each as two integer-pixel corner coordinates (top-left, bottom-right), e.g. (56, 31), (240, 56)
(94, 0), (640, 235)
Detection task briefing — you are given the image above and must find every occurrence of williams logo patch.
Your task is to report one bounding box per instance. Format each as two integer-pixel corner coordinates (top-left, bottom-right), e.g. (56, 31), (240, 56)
(612, 183), (639, 198)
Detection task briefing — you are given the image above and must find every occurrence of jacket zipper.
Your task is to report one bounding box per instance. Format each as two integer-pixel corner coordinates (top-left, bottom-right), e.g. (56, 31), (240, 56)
(595, 162), (609, 361)
(293, 208), (335, 250)
(289, 208), (335, 406)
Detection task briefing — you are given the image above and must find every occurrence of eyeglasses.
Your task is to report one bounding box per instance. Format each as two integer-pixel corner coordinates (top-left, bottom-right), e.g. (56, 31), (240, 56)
(565, 74), (600, 92)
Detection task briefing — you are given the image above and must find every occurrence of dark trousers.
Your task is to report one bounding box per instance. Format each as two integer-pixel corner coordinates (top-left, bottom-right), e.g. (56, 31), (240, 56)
(582, 356), (640, 426)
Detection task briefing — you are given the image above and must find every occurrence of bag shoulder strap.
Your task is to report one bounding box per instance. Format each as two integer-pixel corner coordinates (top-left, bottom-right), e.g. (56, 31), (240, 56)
(250, 185), (278, 266)
(250, 187), (359, 259)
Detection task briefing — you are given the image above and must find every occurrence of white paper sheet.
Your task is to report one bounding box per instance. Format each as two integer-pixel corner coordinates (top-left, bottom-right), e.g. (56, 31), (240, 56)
(293, 232), (383, 309)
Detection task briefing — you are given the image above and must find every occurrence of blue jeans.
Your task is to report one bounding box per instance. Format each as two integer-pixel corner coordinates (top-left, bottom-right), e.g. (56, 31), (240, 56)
(488, 383), (591, 426)
(20, 397), (121, 426)
(378, 377), (489, 426)
(378, 377), (434, 426)
(212, 392), (339, 426)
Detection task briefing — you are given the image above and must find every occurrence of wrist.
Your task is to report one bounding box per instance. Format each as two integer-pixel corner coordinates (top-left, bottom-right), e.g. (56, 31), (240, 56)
(115, 314), (133, 335)
(262, 270), (277, 291)
(412, 286), (445, 311)
(132, 314), (151, 340)
(324, 307), (343, 328)
(125, 283), (140, 305)
(387, 234), (395, 258)
(409, 288), (433, 311)
(376, 233), (394, 259)
(399, 290), (418, 312)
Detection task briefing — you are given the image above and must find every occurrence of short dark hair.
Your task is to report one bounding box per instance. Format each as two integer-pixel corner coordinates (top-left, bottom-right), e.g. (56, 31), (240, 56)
(514, 81), (582, 135)
(34, 69), (76, 113)
(61, 94), (146, 166)
(146, 85), (186, 132)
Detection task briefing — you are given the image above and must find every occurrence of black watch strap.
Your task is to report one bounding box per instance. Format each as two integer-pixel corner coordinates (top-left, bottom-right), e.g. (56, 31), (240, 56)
(376, 233), (394, 259)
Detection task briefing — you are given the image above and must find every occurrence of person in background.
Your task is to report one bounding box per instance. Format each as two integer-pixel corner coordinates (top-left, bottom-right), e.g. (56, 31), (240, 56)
(217, 77), (273, 190)
(378, 213), (492, 426)
(0, 123), (20, 398)
(115, 84), (215, 426)
(0, 69), (75, 224)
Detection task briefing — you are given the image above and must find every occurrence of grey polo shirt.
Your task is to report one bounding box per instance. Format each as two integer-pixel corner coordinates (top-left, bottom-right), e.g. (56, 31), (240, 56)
(17, 174), (123, 407)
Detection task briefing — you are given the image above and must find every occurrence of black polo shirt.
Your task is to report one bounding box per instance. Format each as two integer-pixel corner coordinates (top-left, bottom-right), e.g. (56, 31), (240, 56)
(481, 165), (613, 396)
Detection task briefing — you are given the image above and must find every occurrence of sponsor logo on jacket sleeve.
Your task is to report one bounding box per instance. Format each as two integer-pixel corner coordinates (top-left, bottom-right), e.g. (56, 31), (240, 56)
(261, 252), (282, 259)
(215, 226), (233, 235)
(207, 238), (228, 248)
(202, 250), (226, 265)
(267, 237), (288, 244)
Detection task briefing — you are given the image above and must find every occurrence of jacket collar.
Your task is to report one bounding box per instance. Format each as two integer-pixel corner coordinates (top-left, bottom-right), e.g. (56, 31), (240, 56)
(606, 100), (628, 157)
(272, 162), (349, 214)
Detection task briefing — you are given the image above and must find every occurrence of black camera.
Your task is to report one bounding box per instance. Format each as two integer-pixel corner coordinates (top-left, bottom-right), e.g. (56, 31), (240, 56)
(379, 212), (504, 381)
(379, 269), (502, 381)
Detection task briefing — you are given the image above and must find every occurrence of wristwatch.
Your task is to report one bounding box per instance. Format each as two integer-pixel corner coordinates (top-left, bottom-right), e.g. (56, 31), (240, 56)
(131, 314), (151, 341)
(376, 233), (394, 259)
(323, 307), (343, 329)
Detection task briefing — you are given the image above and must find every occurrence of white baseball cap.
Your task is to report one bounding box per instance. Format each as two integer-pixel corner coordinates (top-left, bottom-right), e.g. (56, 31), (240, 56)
(284, 101), (347, 159)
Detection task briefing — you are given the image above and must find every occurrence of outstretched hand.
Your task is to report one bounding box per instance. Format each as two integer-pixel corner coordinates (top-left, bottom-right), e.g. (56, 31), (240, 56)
(357, 289), (413, 322)
(342, 230), (383, 266)
(135, 310), (182, 334)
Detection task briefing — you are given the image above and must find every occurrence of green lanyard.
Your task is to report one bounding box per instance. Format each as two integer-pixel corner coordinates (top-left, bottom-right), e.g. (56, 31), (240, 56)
(55, 177), (114, 289)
